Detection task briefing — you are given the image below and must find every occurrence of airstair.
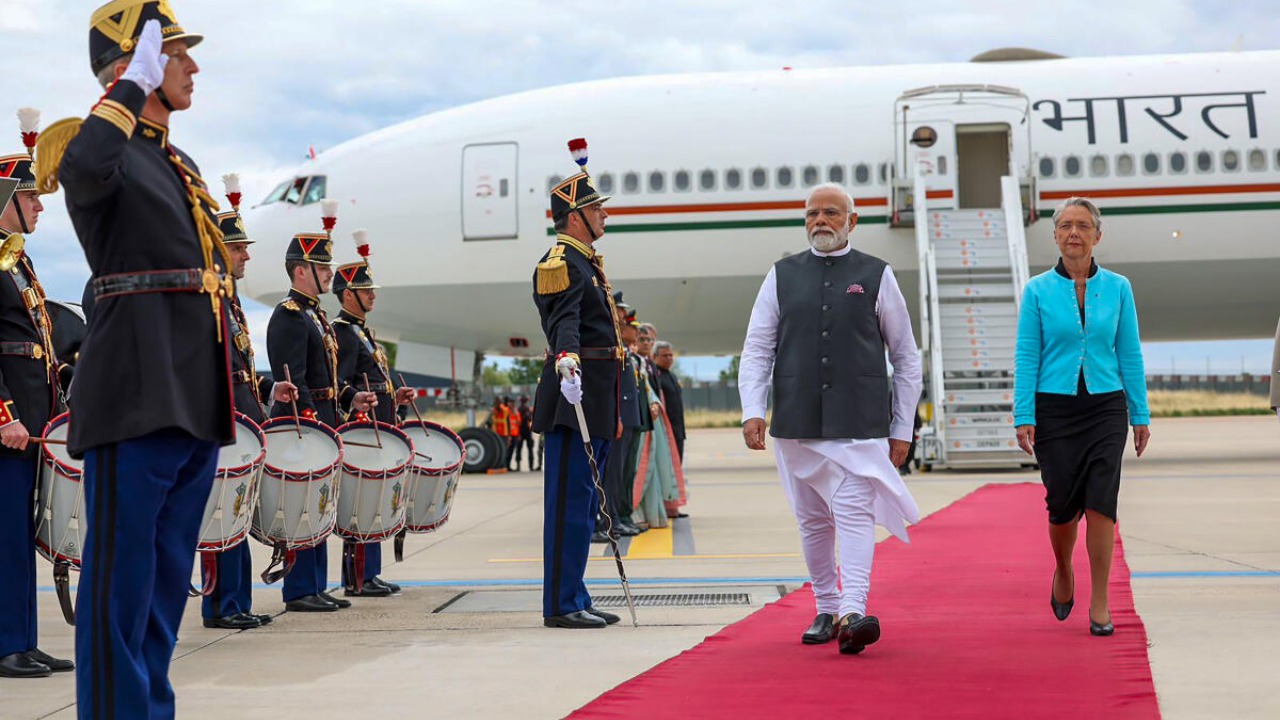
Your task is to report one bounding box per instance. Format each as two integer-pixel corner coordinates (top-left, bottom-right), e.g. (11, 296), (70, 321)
(914, 170), (1032, 469)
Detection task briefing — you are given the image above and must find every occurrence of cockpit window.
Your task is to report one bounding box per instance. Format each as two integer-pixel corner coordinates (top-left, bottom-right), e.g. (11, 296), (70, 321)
(261, 176), (327, 206)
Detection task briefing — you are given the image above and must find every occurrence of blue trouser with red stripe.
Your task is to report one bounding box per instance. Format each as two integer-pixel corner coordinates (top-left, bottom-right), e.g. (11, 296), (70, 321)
(282, 543), (328, 603)
(542, 427), (610, 617)
(201, 542), (253, 619)
(0, 456), (38, 658)
(75, 429), (219, 720)
(340, 542), (381, 587)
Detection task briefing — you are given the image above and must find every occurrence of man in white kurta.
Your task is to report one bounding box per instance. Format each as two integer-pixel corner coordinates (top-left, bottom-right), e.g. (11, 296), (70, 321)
(739, 183), (922, 655)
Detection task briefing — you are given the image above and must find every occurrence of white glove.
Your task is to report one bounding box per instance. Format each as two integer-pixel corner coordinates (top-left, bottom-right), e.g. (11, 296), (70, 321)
(120, 20), (169, 96)
(555, 354), (579, 377)
(560, 373), (583, 405)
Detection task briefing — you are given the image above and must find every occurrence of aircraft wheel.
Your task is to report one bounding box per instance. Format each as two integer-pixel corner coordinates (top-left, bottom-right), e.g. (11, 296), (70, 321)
(478, 428), (508, 470)
(459, 428), (500, 474)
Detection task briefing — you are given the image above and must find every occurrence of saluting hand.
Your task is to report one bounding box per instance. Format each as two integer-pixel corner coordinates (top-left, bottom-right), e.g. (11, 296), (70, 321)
(0, 422), (30, 451)
(395, 386), (416, 406)
(352, 391), (378, 415)
(742, 417), (767, 451)
(120, 20), (169, 96)
(271, 381), (298, 405)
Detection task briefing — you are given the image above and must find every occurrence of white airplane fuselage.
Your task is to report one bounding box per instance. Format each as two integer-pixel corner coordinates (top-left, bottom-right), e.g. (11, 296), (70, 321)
(242, 50), (1280, 376)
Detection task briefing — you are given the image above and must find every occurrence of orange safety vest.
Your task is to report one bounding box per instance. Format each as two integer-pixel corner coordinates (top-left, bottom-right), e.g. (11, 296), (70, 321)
(493, 405), (510, 437)
(506, 409), (522, 436)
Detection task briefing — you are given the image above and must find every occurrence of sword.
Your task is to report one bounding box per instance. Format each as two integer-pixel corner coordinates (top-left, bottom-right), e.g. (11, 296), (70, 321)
(560, 362), (638, 627)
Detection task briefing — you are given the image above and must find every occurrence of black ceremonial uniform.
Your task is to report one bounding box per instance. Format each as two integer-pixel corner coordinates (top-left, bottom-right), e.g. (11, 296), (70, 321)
(53, 2), (226, 713)
(333, 311), (395, 424)
(267, 286), (354, 605)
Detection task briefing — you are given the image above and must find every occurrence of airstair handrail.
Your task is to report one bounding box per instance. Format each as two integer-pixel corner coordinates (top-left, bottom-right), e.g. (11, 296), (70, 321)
(1000, 176), (1032, 310)
(912, 163), (947, 448)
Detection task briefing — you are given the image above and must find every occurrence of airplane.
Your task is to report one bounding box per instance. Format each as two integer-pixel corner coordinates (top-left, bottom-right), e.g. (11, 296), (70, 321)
(240, 47), (1280, 387)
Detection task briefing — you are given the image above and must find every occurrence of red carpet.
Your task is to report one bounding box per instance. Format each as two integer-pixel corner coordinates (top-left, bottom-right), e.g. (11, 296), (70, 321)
(570, 483), (1160, 719)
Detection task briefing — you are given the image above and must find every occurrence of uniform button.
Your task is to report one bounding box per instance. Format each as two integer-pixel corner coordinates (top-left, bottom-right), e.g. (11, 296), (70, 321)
(821, 356), (830, 364)
(823, 281), (832, 288)
(822, 383), (831, 390)
(821, 330), (830, 338)
(822, 304), (831, 311)
(825, 260), (833, 267)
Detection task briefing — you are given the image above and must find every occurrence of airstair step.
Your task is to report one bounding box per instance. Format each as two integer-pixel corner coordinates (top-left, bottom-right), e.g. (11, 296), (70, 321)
(938, 284), (1015, 300)
(942, 389), (1014, 405)
(945, 412), (1015, 426)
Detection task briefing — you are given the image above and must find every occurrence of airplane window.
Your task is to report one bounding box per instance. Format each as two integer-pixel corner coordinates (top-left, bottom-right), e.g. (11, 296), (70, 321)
(802, 165), (820, 187)
(1195, 151), (1214, 173)
(283, 177), (307, 204)
(1038, 157), (1055, 178)
(699, 169), (717, 191)
(853, 163), (871, 185)
(878, 163), (891, 184)
(262, 180), (291, 205)
(937, 156), (948, 175)
(725, 168), (742, 190)
(827, 164), (845, 183)
(547, 175), (562, 194)
(1169, 152), (1187, 174)
(776, 166), (794, 188)
(300, 176), (327, 205)
(1063, 156), (1082, 178)
(623, 172), (639, 193)
(1089, 155), (1108, 177)
(649, 171), (666, 192)
(750, 167), (768, 189)
(1247, 149), (1266, 171)
(1142, 153), (1160, 175)
(1275, 149), (1280, 170)
(1222, 150), (1240, 172)
(598, 173), (614, 194)
(1116, 154), (1134, 176)
(674, 170), (691, 192)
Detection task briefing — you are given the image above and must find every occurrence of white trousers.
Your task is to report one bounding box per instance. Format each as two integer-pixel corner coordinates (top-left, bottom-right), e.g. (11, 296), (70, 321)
(775, 437), (920, 618)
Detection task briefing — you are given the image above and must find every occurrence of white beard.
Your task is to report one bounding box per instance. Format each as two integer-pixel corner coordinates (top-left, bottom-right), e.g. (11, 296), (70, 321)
(808, 225), (849, 253)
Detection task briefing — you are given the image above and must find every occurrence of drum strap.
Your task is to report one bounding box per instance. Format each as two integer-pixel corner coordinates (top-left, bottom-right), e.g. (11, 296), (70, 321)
(394, 528), (407, 563)
(8, 258), (58, 383)
(260, 543), (296, 585)
(199, 552), (218, 596)
(53, 562), (75, 626)
(343, 544), (367, 593)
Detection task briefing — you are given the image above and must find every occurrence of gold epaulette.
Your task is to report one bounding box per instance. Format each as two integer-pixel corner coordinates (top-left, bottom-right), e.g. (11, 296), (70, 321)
(34, 118), (85, 195)
(281, 299), (301, 312)
(536, 245), (570, 295)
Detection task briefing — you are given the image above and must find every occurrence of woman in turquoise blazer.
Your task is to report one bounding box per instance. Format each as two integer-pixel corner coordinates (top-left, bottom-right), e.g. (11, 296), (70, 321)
(1014, 197), (1151, 637)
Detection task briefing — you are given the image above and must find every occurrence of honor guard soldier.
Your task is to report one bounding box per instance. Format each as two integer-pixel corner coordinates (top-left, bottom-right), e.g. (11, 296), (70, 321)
(331, 230), (414, 597)
(267, 201), (376, 613)
(532, 139), (623, 629)
(38, 4), (235, 716)
(200, 174), (296, 630)
(0, 112), (75, 679)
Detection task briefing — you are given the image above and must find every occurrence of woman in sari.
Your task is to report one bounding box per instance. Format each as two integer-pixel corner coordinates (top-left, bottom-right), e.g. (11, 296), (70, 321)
(631, 325), (686, 528)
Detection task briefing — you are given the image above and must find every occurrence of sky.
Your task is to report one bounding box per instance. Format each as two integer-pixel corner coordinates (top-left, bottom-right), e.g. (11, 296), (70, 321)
(2, 0), (1278, 378)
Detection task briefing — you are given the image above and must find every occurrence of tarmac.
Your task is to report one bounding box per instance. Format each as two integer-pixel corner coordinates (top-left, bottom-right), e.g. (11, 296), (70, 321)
(7, 415), (1278, 720)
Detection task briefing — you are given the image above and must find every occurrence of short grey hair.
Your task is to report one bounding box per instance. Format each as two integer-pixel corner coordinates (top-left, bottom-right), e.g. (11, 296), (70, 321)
(638, 322), (657, 338)
(806, 182), (855, 215)
(1052, 196), (1102, 231)
(96, 55), (131, 89)
(653, 340), (673, 354)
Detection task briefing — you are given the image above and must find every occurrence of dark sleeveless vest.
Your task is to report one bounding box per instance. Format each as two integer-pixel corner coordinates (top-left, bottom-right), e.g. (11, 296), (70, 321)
(770, 248), (891, 440)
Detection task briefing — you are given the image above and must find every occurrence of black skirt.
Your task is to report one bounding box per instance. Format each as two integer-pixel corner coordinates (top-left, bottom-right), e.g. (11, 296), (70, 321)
(1034, 376), (1129, 524)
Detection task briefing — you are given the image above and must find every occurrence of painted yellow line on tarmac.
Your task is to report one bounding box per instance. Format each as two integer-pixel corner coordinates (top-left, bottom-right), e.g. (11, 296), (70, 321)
(625, 526), (673, 558)
(487, 552), (800, 563)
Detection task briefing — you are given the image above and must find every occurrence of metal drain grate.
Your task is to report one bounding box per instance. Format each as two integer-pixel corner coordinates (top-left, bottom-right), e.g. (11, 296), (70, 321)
(591, 592), (751, 608)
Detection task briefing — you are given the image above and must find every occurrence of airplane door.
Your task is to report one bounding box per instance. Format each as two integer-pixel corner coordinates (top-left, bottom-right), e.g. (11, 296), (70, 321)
(462, 143), (518, 240)
(955, 123), (1010, 209)
(904, 120), (956, 208)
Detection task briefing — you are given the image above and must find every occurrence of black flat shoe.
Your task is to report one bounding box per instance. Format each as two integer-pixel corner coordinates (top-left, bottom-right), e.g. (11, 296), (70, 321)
(802, 613), (837, 644)
(1090, 610), (1114, 636)
(319, 591), (353, 608)
(203, 613), (262, 630)
(837, 613), (881, 655)
(249, 613), (274, 626)
(1051, 570), (1074, 622)
(370, 577), (401, 594)
(615, 522), (642, 537)
(590, 530), (611, 544)
(285, 595), (339, 613)
(544, 611), (607, 629)
(587, 607), (620, 625)
(23, 648), (73, 673)
(0, 652), (52, 678)
(344, 582), (393, 598)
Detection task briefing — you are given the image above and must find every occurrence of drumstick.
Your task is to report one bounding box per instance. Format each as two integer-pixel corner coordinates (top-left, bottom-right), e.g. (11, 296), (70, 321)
(29, 437), (67, 445)
(283, 364), (303, 440)
(398, 373), (428, 427)
(364, 372), (382, 449)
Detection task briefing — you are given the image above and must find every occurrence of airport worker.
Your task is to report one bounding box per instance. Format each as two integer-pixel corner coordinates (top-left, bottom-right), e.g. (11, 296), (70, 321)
(531, 138), (622, 629)
(1271, 317), (1279, 420)
(516, 395), (536, 471)
(267, 206), (377, 613)
(38, 3), (237, 715)
(490, 395), (510, 466)
(505, 396), (523, 470)
(331, 230), (414, 597)
(654, 340), (687, 462)
(738, 182), (923, 655)
(0, 114), (75, 679)
(1014, 196), (1150, 637)
(200, 176), (295, 631)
